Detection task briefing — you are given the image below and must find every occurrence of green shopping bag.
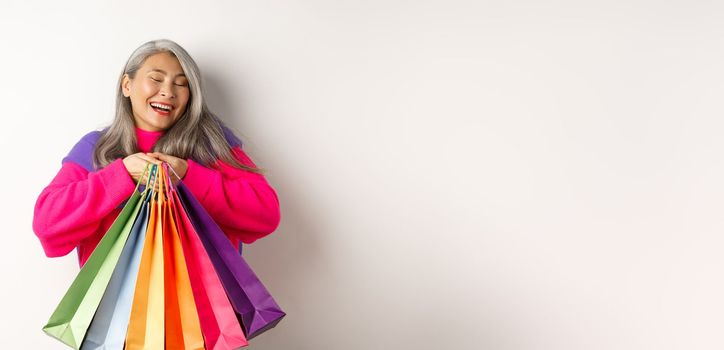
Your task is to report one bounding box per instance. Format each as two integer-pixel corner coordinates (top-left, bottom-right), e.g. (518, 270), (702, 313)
(43, 167), (150, 349)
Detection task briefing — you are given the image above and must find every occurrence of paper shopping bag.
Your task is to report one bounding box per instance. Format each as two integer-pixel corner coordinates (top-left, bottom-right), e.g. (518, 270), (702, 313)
(176, 182), (286, 339)
(125, 189), (165, 349)
(161, 168), (205, 350)
(80, 190), (151, 349)
(169, 179), (248, 349)
(43, 190), (144, 349)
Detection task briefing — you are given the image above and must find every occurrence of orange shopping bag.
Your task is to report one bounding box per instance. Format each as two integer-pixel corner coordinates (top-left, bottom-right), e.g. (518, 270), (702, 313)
(125, 167), (165, 349)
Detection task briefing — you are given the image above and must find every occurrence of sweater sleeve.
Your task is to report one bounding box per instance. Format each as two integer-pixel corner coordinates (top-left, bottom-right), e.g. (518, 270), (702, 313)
(181, 146), (281, 244)
(32, 158), (137, 257)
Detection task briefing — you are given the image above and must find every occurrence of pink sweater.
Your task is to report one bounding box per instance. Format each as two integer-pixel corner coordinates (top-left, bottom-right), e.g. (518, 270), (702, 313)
(32, 127), (281, 266)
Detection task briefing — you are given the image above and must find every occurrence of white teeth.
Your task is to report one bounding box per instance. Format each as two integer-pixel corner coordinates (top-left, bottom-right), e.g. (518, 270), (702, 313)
(151, 103), (172, 110)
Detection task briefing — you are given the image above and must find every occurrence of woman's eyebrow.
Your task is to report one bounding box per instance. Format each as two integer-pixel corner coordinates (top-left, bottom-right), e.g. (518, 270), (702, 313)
(149, 68), (186, 77)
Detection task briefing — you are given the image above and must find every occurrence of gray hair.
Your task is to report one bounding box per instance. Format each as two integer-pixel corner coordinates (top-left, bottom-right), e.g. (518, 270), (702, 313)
(93, 38), (263, 174)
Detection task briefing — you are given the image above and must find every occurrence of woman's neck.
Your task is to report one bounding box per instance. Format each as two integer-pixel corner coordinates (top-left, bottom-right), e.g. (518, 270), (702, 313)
(135, 126), (165, 153)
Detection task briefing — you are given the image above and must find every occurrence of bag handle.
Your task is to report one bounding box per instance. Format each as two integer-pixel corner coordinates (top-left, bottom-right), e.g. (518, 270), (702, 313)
(141, 163), (163, 202)
(164, 162), (183, 184)
(161, 163), (172, 195)
(135, 163), (153, 195)
(158, 162), (168, 203)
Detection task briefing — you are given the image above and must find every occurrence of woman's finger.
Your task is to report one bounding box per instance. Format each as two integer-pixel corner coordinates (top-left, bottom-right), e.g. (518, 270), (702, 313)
(147, 152), (162, 159)
(137, 153), (162, 165)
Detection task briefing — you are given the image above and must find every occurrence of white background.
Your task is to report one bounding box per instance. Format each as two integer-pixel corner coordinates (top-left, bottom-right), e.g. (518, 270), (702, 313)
(2, 0), (724, 349)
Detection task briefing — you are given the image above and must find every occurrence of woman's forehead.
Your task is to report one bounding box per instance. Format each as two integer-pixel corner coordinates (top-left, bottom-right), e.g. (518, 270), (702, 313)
(142, 53), (185, 76)
(147, 67), (186, 78)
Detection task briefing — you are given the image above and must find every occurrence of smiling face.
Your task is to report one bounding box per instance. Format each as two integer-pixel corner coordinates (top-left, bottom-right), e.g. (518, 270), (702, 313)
(122, 52), (190, 131)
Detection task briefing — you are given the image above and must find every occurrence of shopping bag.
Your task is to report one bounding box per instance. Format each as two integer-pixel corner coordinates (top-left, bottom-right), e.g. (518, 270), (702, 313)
(80, 189), (151, 349)
(43, 186), (145, 349)
(125, 176), (165, 350)
(160, 165), (205, 350)
(168, 169), (249, 349)
(176, 182), (286, 339)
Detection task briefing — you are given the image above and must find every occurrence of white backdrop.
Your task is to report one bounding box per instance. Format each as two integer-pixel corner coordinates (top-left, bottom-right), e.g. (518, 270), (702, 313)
(2, 0), (724, 349)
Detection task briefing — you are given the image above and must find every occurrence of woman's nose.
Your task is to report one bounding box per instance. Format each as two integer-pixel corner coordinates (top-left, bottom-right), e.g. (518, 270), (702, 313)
(160, 89), (175, 98)
(160, 82), (175, 98)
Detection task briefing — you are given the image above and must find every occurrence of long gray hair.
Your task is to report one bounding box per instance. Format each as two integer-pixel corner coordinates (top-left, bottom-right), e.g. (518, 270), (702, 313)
(93, 38), (263, 174)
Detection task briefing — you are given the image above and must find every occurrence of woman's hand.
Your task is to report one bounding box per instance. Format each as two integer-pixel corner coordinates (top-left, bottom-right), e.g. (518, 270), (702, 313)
(122, 152), (162, 184)
(147, 152), (188, 185)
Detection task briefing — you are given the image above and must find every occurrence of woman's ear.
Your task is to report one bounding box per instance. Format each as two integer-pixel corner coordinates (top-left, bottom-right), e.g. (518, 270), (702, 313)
(121, 74), (131, 97)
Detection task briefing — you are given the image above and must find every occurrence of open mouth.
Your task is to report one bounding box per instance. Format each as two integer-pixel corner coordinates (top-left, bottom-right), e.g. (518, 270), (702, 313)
(150, 102), (173, 115)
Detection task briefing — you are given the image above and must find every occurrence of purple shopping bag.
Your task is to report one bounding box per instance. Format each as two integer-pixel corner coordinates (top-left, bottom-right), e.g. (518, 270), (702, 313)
(176, 182), (285, 339)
